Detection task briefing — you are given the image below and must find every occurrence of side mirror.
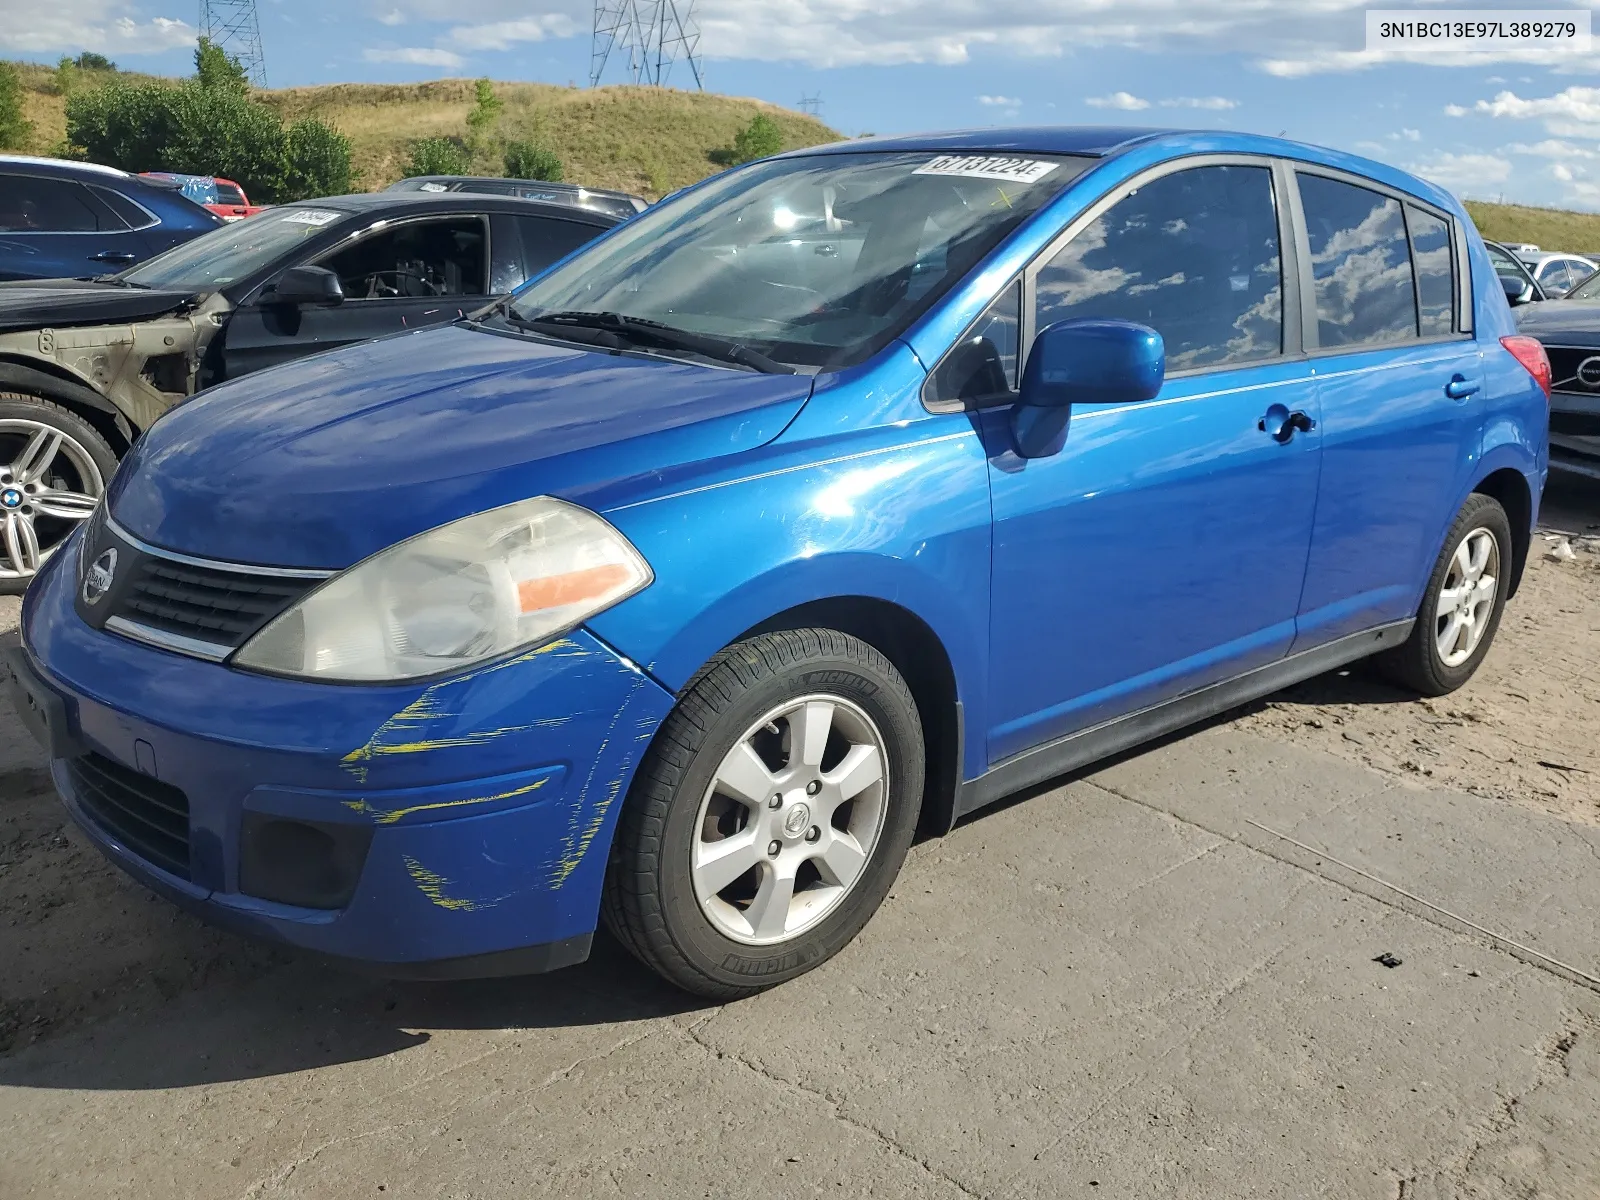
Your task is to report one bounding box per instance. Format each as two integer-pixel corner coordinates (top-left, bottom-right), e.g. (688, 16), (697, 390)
(1501, 275), (1534, 306)
(267, 265), (344, 307)
(1011, 318), (1165, 459)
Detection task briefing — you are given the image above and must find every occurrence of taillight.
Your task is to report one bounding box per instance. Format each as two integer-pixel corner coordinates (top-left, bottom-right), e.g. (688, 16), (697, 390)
(1501, 335), (1552, 402)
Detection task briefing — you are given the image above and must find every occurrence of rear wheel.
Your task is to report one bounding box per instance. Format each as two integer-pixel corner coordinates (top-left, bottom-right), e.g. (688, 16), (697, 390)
(603, 629), (924, 999)
(0, 395), (116, 593)
(1376, 493), (1512, 696)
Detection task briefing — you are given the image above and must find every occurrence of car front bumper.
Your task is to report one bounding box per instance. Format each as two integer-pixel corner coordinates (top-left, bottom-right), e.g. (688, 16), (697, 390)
(17, 536), (676, 976)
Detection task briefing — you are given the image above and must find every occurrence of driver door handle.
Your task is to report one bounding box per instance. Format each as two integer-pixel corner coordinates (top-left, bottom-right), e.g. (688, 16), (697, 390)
(88, 251), (138, 263)
(1445, 374), (1480, 400)
(1258, 404), (1315, 443)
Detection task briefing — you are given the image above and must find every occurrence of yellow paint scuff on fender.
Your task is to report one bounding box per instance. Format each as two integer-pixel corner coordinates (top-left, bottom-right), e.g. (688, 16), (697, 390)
(342, 776), (549, 825)
(402, 855), (491, 911)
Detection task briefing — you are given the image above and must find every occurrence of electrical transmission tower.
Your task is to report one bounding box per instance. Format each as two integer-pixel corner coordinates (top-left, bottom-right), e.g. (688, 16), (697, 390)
(199, 0), (267, 86)
(590, 0), (704, 90)
(798, 93), (823, 117)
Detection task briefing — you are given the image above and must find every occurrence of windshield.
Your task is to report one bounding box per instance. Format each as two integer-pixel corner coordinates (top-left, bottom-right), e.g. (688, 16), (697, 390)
(506, 151), (1091, 369)
(122, 207), (348, 290)
(1566, 267), (1600, 300)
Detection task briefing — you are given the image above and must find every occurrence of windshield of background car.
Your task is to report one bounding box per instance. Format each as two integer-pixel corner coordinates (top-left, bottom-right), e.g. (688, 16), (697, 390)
(121, 208), (349, 290)
(506, 151), (1093, 369)
(1566, 268), (1600, 300)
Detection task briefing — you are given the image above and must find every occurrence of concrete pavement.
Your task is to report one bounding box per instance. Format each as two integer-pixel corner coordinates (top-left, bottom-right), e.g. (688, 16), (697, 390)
(4, 717), (1600, 1198)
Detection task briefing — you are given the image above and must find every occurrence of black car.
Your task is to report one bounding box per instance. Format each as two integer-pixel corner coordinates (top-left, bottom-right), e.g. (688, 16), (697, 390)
(1514, 267), (1600, 436)
(0, 154), (224, 281)
(1486, 239), (1551, 307)
(387, 176), (648, 221)
(0, 191), (621, 588)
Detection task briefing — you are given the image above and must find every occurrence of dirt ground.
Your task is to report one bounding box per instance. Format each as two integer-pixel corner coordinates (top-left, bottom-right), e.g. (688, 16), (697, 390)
(1, 471), (1597, 1062)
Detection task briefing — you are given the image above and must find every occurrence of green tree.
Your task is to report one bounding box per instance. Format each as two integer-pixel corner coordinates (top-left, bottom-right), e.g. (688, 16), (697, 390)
(465, 77), (502, 149)
(0, 62), (34, 151)
(730, 113), (783, 164)
(504, 140), (562, 182)
(194, 36), (250, 94)
(281, 118), (354, 199)
(52, 57), (79, 97)
(404, 136), (471, 178)
(74, 52), (116, 71)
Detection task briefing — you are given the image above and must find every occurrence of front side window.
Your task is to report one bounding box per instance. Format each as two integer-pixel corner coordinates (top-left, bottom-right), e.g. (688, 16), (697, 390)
(1406, 205), (1455, 336)
(318, 217), (487, 299)
(0, 176), (103, 233)
(1032, 164), (1283, 372)
(1298, 174), (1418, 349)
(507, 151), (1092, 370)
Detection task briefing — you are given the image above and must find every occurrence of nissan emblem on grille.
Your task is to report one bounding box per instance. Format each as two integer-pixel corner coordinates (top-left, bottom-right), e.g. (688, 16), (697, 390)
(82, 547), (118, 606)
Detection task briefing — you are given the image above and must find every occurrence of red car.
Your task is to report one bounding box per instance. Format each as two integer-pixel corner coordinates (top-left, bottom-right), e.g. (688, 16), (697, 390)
(139, 172), (266, 221)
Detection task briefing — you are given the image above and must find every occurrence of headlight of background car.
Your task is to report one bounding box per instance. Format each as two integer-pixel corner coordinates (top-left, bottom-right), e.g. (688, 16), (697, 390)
(233, 497), (651, 682)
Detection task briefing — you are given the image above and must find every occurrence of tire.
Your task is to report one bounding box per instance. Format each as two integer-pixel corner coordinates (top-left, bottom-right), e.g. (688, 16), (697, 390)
(602, 629), (925, 999)
(0, 394), (118, 594)
(1376, 493), (1513, 696)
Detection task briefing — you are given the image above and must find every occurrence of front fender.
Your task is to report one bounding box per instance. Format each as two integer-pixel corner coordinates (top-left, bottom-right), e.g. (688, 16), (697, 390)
(586, 420), (993, 778)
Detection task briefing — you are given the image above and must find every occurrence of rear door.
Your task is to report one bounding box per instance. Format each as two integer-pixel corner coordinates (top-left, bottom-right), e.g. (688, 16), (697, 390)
(220, 213), (490, 379)
(1291, 169), (1483, 649)
(0, 173), (149, 280)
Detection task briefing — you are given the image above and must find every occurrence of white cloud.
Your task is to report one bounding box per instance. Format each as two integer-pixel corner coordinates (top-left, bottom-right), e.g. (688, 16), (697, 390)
(1507, 139), (1600, 160)
(378, 8), (406, 26)
(1388, 128), (1421, 142)
(1158, 96), (1238, 110)
(0, 3), (195, 55)
(363, 46), (465, 68)
(1551, 163), (1578, 182)
(1087, 91), (1150, 111)
(1472, 87), (1600, 125)
(977, 95), (1021, 107)
(1404, 151), (1513, 191)
(446, 16), (578, 50)
(1443, 104), (1470, 117)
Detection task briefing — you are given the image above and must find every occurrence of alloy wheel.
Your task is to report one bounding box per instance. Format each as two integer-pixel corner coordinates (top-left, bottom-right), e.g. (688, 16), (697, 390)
(1434, 527), (1499, 668)
(0, 420), (105, 582)
(691, 693), (889, 946)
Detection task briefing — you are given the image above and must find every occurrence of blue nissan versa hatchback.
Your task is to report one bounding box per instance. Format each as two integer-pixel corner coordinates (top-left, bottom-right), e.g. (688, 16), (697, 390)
(12, 128), (1551, 998)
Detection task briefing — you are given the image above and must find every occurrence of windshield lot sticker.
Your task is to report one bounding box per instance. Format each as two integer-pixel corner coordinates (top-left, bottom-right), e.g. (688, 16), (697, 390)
(281, 210), (341, 226)
(914, 155), (1059, 184)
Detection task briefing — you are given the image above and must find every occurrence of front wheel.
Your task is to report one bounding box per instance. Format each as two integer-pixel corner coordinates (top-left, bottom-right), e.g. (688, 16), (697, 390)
(602, 629), (924, 999)
(0, 394), (117, 593)
(1377, 492), (1513, 696)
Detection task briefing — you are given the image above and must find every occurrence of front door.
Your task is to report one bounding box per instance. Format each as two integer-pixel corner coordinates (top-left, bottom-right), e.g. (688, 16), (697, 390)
(985, 161), (1322, 764)
(1289, 172), (1484, 649)
(220, 214), (490, 380)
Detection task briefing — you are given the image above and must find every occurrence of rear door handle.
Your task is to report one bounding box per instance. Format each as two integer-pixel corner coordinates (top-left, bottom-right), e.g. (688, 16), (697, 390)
(1445, 374), (1480, 400)
(1259, 403), (1315, 443)
(88, 251), (137, 264)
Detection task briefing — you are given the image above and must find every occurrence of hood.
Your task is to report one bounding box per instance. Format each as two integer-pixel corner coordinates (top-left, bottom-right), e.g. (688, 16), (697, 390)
(0, 279), (200, 334)
(109, 323), (815, 568)
(1514, 299), (1600, 344)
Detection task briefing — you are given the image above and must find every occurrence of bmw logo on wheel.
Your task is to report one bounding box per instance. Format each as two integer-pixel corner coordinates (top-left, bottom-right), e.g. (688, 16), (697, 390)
(0, 488), (21, 509)
(82, 547), (118, 606)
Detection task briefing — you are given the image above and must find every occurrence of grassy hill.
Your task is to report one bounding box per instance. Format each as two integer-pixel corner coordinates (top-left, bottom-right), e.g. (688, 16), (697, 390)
(4, 62), (840, 199)
(1464, 201), (1600, 254)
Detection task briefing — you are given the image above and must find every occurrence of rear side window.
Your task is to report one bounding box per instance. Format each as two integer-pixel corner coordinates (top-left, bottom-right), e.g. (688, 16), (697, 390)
(0, 176), (105, 232)
(516, 216), (607, 277)
(1298, 174), (1418, 349)
(92, 185), (157, 231)
(1405, 205), (1454, 336)
(1033, 164), (1283, 371)
(319, 217), (487, 298)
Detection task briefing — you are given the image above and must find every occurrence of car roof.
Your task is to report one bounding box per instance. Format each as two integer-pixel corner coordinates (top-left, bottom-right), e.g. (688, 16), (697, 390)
(794, 126), (1185, 157)
(0, 153), (132, 179)
(285, 191), (626, 225)
(402, 175), (642, 201)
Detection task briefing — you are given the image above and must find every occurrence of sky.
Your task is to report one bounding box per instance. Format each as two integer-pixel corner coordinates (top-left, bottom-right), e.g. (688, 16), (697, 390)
(2, 0), (1599, 209)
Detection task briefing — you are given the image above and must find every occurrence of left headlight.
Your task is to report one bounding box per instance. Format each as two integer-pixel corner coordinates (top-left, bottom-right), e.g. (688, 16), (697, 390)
(233, 496), (652, 683)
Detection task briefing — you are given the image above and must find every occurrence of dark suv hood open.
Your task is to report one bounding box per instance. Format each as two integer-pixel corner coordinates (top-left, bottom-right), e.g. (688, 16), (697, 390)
(0, 279), (202, 334)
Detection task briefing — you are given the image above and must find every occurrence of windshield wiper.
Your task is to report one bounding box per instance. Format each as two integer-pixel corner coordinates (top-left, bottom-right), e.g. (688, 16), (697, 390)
(82, 274), (150, 288)
(515, 310), (795, 375)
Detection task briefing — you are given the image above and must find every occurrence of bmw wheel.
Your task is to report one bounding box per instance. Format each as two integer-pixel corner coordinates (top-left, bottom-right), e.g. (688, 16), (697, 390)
(0, 395), (116, 593)
(603, 629), (925, 999)
(1377, 492), (1513, 696)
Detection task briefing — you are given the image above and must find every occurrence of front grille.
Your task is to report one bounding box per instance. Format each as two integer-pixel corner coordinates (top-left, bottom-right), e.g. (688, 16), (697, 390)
(67, 752), (191, 880)
(114, 557), (315, 650)
(1545, 345), (1600, 395)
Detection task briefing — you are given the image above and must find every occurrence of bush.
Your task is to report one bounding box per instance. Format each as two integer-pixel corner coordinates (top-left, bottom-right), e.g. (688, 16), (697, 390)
(465, 78), (502, 147)
(0, 62), (31, 151)
(51, 57), (78, 97)
(404, 136), (471, 178)
(194, 36), (250, 95)
(74, 52), (116, 72)
(730, 113), (783, 165)
(281, 118), (353, 199)
(504, 140), (563, 182)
